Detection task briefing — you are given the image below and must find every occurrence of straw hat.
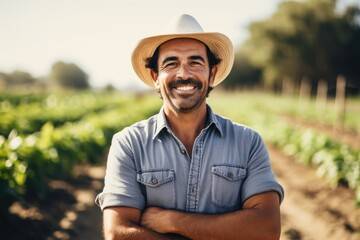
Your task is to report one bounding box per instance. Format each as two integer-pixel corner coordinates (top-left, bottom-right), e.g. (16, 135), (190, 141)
(131, 14), (234, 88)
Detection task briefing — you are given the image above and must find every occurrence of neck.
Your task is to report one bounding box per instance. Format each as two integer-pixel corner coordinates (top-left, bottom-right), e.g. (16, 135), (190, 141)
(163, 103), (208, 154)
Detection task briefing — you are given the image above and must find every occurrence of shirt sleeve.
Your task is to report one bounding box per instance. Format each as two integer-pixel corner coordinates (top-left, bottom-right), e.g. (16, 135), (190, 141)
(95, 130), (145, 211)
(240, 130), (284, 205)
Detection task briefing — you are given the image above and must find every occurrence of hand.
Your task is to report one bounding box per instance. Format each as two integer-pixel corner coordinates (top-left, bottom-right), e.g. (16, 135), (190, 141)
(141, 207), (177, 234)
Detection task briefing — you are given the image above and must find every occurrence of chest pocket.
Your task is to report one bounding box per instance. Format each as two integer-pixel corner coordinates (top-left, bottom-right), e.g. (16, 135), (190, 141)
(211, 165), (247, 208)
(137, 169), (176, 209)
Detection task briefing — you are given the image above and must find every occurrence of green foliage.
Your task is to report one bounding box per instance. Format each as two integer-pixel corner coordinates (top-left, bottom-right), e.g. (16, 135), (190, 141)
(0, 92), (128, 136)
(0, 93), (47, 105)
(223, 92), (360, 134)
(224, 52), (262, 89)
(236, 0), (360, 92)
(0, 93), (161, 213)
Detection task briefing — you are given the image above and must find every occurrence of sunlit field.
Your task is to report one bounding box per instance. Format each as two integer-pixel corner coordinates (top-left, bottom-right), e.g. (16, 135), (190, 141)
(1, 90), (359, 239)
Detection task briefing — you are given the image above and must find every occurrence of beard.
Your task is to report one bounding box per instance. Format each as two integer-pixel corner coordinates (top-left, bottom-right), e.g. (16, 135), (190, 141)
(157, 78), (213, 113)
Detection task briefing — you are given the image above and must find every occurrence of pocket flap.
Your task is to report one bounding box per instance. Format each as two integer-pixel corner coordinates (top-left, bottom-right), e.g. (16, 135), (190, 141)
(137, 169), (175, 187)
(211, 165), (247, 182)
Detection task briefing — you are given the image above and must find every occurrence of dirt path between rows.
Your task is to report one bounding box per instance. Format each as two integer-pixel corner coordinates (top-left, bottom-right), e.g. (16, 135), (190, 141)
(269, 145), (360, 240)
(48, 165), (105, 240)
(280, 115), (359, 149)
(1, 164), (105, 240)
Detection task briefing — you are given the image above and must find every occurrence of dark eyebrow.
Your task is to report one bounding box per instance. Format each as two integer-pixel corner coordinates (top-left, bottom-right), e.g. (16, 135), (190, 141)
(189, 55), (205, 62)
(161, 56), (178, 65)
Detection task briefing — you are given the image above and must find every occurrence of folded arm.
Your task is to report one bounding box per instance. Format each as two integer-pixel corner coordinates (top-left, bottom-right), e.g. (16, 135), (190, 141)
(141, 191), (281, 240)
(103, 206), (175, 240)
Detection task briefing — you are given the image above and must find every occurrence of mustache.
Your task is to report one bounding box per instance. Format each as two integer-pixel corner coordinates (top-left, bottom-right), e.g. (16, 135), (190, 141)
(168, 79), (203, 89)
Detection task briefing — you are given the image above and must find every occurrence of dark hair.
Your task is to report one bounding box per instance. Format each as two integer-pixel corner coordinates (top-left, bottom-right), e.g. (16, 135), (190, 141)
(145, 42), (221, 73)
(145, 48), (160, 73)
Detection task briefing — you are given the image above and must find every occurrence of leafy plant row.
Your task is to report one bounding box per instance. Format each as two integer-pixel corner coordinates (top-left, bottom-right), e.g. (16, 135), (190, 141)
(213, 92), (360, 134)
(0, 92), (48, 106)
(0, 92), (129, 136)
(0, 95), (161, 213)
(255, 116), (360, 205)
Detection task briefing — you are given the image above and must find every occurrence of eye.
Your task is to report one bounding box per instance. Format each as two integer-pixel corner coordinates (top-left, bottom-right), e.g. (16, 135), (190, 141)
(190, 61), (202, 66)
(164, 62), (177, 68)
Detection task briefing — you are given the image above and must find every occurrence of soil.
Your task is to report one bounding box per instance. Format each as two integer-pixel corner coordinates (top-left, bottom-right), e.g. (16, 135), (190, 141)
(0, 165), (105, 240)
(1, 147), (359, 240)
(270, 145), (360, 240)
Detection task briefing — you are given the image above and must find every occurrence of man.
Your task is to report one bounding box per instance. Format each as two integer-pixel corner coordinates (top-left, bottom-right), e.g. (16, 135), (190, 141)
(95, 14), (284, 240)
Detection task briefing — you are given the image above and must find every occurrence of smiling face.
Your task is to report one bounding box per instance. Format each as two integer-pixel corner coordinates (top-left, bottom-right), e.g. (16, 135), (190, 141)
(150, 38), (217, 113)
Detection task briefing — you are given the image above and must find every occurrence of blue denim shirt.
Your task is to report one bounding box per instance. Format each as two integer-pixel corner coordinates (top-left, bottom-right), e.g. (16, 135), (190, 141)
(95, 105), (284, 214)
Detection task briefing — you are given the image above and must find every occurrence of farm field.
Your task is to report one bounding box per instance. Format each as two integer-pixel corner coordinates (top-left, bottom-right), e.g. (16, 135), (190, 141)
(0, 91), (359, 240)
(209, 91), (360, 240)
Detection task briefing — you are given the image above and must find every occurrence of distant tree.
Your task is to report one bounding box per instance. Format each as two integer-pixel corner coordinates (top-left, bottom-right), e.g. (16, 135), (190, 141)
(239, 0), (360, 93)
(0, 70), (37, 89)
(0, 72), (7, 89)
(224, 51), (262, 89)
(104, 83), (116, 92)
(49, 61), (90, 90)
(9, 70), (36, 85)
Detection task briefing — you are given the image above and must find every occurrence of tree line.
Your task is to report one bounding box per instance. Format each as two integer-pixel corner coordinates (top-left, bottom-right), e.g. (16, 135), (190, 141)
(224, 0), (360, 96)
(1, 0), (359, 94)
(0, 61), (90, 91)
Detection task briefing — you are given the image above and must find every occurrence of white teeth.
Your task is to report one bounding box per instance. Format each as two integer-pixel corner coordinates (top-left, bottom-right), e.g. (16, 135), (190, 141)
(175, 85), (196, 91)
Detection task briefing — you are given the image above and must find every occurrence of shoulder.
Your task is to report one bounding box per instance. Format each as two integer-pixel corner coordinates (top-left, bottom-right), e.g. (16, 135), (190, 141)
(112, 114), (158, 143)
(214, 113), (261, 141)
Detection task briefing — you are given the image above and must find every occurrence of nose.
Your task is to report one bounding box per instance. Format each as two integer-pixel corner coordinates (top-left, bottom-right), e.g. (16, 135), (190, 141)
(176, 63), (192, 80)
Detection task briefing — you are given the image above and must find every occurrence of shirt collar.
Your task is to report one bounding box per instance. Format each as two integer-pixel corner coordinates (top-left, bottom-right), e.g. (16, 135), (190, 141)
(153, 106), (169, 140)
(153, 104), (223, 140)
(206, 104), (223, 137)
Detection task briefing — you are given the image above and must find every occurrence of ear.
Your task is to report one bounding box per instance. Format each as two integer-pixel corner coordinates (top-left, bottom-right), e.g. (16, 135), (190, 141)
(150, 70), (159, 88)
(209, 66), (218, 87)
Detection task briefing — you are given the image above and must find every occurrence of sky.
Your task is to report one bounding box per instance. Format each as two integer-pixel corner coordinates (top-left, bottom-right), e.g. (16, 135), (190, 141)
(1, 0), (359, 90)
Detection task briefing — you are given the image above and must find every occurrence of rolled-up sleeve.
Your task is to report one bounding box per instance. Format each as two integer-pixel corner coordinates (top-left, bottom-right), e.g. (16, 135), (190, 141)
(241, 131), (284, 205)
(95, 130), (145, 211)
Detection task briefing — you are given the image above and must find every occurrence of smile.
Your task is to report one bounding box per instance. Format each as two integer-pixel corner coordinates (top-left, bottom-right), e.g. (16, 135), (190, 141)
(172, 84), (198, 95)
(175, 85), (196, 90)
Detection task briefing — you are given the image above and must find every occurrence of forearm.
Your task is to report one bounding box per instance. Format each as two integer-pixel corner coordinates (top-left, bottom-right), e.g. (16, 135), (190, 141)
(170, 208), (280, 240)
(104, 221), (173, 240)
(141, 193), (281, 240)
(103, 206), (177, 240)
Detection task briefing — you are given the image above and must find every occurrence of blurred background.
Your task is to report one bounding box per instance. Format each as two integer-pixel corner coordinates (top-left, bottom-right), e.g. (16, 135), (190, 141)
(0, 0), (359, 239)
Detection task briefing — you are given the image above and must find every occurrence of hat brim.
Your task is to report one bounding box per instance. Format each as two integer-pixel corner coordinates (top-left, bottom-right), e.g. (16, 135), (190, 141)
(131, 32), (234, 88)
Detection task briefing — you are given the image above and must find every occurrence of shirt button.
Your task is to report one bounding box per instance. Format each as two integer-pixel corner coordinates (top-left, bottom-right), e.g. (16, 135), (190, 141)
(191, 185), (196, 193)
(227, 172), (233, 178)
(181, 149), (186, 154)
(151, 177), (158, 185)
